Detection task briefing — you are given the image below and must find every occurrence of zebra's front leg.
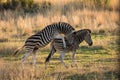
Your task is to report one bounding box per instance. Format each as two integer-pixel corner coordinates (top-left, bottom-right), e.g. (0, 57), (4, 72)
(59, 51), (68, 68)
(45, 46), (56, 69)
(71, 51), (78, 68)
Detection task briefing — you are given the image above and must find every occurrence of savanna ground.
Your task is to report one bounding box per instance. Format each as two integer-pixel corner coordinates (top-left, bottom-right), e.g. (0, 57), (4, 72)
(0, 0), (120, 80)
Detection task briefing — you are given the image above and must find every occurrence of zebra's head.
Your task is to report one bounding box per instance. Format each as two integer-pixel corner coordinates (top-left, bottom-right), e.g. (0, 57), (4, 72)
(73, 29), (93, 46)
(65, 29), (93, 46)
(84, 29), (93, 46)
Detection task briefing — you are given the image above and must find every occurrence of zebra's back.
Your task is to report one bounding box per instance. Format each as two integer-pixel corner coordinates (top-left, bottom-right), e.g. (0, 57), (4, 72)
(24, 22), (75, 51)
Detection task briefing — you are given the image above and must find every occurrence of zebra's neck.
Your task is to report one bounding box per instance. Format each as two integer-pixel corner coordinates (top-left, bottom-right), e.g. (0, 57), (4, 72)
(76, 32), (86, 44)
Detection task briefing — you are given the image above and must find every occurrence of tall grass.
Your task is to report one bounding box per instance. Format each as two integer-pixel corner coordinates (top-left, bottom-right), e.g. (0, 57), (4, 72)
(0, 8), (119, 41)
(0, 43), (119, 80)
(0, 0), (119, 80)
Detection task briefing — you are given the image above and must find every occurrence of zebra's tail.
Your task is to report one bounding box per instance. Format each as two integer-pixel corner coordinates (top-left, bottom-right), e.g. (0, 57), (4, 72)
(13, 45), (25, 56)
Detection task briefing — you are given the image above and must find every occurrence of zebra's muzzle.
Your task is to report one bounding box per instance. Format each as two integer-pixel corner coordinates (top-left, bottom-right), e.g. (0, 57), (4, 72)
(89, 42), (93, 46)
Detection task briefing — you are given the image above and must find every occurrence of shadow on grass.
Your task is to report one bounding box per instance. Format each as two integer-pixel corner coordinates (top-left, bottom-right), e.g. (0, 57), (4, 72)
(0, 48), (15, 57)
(78, 45), (110, 54)
(0, 45), (112, 62)
(95, 58), (119, 62)
(80, 45), (104, 51)
(43, 45), (110, 62)
(0, 47), (25, 58)
(63, 71), (120, 80)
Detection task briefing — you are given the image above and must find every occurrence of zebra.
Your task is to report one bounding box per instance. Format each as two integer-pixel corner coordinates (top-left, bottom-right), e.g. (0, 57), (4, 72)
(13, 22), (75, 67)
(45, 29), (93, 68)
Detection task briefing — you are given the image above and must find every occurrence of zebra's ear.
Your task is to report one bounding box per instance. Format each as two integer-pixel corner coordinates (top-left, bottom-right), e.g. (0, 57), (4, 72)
(87, 29), (91, 33)
(73, 31), (77, 35)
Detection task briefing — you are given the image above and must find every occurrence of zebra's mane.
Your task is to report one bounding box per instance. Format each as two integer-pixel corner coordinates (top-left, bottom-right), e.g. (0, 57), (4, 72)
(76, 29), (91, 33)
(65, 29), (91, 39)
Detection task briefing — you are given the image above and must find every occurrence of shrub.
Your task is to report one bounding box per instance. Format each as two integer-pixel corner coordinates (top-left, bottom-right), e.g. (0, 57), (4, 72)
(21, 0), (34, 8)
(0, 38), (8, 42)
(0, 0), (39, 13)
(99, 29), (106, 34)
(94, 0), (110, 6)
(39, 1), (52, 15)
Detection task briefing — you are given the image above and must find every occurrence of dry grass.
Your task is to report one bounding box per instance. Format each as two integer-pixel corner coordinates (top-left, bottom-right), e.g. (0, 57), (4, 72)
(0, 34), (119, 80)
(0, 0), (119, 40)
(0, 49), (119, 80)
(0, 10), (119, 40)
(0, 0), (119, 80)
(0, 53), (119, 80)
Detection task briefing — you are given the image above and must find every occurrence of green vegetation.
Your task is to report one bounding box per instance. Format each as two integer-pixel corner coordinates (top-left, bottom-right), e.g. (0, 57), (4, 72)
(0, 0), (119, 12)
(0, 34), (119, 80)
(0, 0), (119, 80)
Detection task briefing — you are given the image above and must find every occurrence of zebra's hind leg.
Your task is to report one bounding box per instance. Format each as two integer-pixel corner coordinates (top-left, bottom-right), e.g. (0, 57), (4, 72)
(32, 48), (38, 68)
(59, 51), (69, 68)
(54, 34), (66, 48)
(21, 51), (32, 67)
(61, 37), (66, 48)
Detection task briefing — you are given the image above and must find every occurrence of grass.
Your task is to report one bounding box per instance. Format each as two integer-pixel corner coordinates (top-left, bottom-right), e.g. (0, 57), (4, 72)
(0, 34), (119, 80)
(0, 1), (119, 40)
(0, 0), (119, 80)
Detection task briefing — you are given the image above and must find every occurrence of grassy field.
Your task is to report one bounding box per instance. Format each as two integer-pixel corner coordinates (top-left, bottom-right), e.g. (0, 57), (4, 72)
(0, 34), (119, 80)
(0, 0), (120, 80)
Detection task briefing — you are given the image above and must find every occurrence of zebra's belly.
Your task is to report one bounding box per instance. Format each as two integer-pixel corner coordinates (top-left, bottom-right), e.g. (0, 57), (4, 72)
(54, 44), (77, 53)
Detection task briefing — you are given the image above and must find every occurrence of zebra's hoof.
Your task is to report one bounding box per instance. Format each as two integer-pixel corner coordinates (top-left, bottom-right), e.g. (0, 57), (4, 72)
(65, 65), (69, 69)
(33, 65), (38, 69)
(45, 67), (48, 70)
(45, 64), (48, 69)
(71, 64), (78, 68)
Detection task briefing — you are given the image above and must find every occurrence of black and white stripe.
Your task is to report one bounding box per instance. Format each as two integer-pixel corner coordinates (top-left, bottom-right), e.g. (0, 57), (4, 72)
(24, 22), (75, 48)
(45, 29), (93, 68)
(13, 22), (75, 67)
